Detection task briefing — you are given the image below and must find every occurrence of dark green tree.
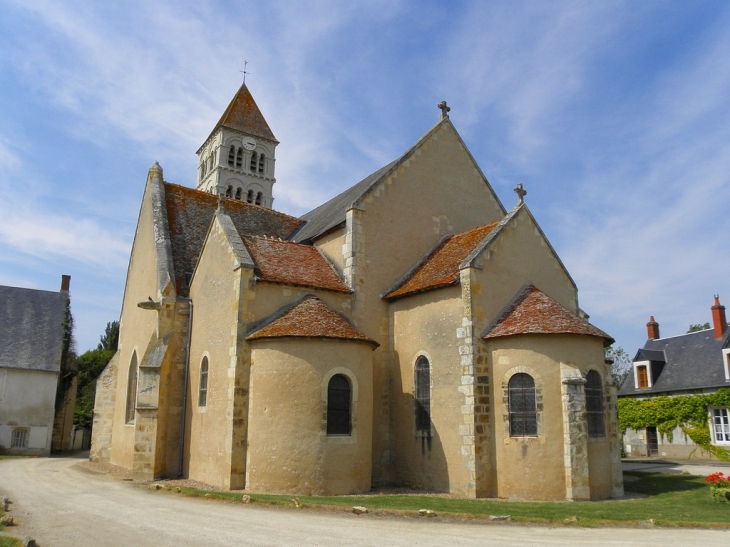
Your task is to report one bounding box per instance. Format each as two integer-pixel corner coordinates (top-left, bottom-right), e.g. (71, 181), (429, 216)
(74, 321), (119, 429)
(687, 322), (711, 333)
(605, 345), (632, 387)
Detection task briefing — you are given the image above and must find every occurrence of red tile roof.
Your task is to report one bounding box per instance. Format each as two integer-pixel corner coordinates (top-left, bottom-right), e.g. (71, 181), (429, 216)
(246, 295), (378, 347)
(243, 236), (351, 293)
(204, 84), (277, 146)
(384, 221), (500, 300)
(163, 183), (304, 296)
(483, 285), (614, 345)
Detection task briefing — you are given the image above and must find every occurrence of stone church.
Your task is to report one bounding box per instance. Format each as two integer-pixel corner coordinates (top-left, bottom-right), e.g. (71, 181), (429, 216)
(91, 84), (623, 501)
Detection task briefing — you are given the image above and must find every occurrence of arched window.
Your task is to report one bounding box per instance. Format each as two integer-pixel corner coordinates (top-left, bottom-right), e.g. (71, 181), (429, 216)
(247, 190), (254, 203)
(228, 145), (235, 167)
(255, 192), (262, 205)
(225, 185), (233, 197)
(125, 352), (138, 424)
(258, 153), (265, 174)
(327, 374), (351, 435)
(508, 373), (537, 436)
(585, 371), (605, 437)
(198, 357), (209, 407)
(235, 187), (242, 200)
(250, 152), (258, 172)
(236, 147), (243, 169)
(415, 356), (430, 432)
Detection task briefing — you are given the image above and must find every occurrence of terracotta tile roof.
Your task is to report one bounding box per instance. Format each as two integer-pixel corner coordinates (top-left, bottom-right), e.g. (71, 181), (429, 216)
(163, 183), (304, 296)
(243, 235), (351, 293)
(483, 285), (614, 345)
(246, 295), (378, 347)
(383, 221), (500, 300)
(201, 84), (277, 148)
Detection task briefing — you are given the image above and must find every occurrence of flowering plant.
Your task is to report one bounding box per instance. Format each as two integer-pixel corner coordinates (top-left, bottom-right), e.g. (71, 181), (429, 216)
(706, 472), (730, 504)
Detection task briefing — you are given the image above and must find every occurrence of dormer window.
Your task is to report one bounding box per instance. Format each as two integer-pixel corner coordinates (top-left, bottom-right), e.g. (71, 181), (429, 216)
(236, 147), (243, 169)
(723, 348), (730, 381)
(634, 360), (651, 389)
(228, 145), (235, 167)
(250, 152), (258, 172)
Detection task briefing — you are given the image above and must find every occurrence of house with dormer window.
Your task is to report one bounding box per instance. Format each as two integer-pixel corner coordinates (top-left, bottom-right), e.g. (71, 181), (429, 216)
(619, 297), (730, 458)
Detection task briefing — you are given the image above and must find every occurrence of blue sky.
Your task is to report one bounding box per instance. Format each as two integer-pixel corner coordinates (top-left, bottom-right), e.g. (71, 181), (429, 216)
(1, 1), (730, 355)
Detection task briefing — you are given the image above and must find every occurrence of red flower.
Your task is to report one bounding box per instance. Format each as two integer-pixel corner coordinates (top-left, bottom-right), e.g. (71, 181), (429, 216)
(706, 472), (730, 485)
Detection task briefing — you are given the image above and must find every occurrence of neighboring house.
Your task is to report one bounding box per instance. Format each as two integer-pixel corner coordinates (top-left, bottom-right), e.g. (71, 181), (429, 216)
(91, 84), (623, 501)
(0, 276), (76, 455)
(619, 297), (730, 459)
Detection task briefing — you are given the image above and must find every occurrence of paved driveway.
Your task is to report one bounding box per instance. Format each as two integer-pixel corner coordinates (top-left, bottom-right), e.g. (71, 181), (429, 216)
(622, 458), (730, 476)
(0, 456), (728, 547)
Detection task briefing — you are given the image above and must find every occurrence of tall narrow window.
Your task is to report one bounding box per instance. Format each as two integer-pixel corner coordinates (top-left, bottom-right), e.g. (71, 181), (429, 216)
(235, 187), (242, 200)
(713, 408), (730, 442)
(327, 374), (351, 435)
(125, 352), (138, 424)
(236, 147), (243, 168)
(637, 365), (648, 388)
(198, 357), (209, 407)
(508, 373), (537, 436)
(585, 371), (605, 437)
(250, 152), (258, 172)
(255, 192), (262, 205)
(225, 185), (233, 197)
(415, 356), (430, 432)
(228, 145), (235, 166)
(258, 153), (265, 174)
(247, 190), (254, 203)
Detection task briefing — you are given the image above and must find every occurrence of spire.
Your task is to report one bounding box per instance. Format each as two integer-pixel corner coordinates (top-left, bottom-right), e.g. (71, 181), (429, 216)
(206, 83), (277, 146)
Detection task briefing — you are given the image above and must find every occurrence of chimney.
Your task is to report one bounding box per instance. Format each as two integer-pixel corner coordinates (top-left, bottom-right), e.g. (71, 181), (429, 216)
(60, 275), (71, 292)
(646, 316), (660, 340)
(711, 295), (727, 339)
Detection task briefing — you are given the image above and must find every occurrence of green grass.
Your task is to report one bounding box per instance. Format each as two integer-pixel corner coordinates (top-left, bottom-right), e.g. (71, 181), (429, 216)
(0, 537), (22, 547)
(170, 473), (730, 528)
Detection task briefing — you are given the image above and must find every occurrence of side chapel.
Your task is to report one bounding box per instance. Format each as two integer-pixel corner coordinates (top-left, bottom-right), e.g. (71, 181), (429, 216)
(91, 84), (623, 501)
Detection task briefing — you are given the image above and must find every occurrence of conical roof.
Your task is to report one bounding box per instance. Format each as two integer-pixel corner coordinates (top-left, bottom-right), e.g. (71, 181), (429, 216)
(201, 84), (277, 149)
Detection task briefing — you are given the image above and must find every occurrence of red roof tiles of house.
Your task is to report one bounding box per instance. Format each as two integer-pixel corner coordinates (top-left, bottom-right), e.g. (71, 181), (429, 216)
(202, 83), (277, 147)
(483, 285), (614, 345)
(383, 221), (500, 300)
(246, 295), (378, 347)
(163, 183), (304, 296)
(243, 236), (351, 293)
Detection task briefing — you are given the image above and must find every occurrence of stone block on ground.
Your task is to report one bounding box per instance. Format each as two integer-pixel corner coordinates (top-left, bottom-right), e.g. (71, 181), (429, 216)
(352, 506), (368, 514)
(418, 509), (436, 517)
(0, 514), (13, 525)
(241, 495), (251, 503)
(489, 515), (511, 521)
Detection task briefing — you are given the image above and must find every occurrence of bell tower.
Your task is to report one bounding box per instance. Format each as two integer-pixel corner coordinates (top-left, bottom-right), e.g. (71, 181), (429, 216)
(196, 84), (278, 208)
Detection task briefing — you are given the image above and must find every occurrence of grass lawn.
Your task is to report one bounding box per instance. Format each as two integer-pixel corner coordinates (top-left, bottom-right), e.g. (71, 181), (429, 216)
(172, 472), (730, 528)
(0, 537), (21, 547)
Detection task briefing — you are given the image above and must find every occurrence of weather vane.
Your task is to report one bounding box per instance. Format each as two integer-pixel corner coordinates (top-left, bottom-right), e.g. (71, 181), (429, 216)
(240, 60), (249, 84)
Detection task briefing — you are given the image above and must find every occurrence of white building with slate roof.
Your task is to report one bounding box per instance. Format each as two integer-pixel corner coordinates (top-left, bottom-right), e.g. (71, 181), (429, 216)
(620, 296), (730, 458)
(0, 276), (76, 455)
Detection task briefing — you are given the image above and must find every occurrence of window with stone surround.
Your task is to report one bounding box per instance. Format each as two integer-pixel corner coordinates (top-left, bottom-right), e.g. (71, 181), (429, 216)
(247, 190), (254, 203)
(125, 351), (138, 424)
(198, 357), (209, 407)
(326, 374), (351, 436)
(415, 356), (431, 433)
(11, 428), (28, 448)
(585, 371), (605, 437)
(250, 152), (258, 172)
(258, 153), (265, 174)
(236, 147), (243, 169)
(255, 192), (262, 206)
(712, 407), (730, 443)
(235, 187), (242, 200)
(228, 145), (235, 166)
(508, 373), (537, 436)
(637, 365), (648, 388)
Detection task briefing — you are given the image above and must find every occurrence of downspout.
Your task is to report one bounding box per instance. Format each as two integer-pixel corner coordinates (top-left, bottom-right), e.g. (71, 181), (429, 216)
(178, 299), (193, 477)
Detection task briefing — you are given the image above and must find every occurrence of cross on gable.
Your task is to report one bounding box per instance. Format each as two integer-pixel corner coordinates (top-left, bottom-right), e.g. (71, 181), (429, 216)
(437, 101), (450, 119)
(514, 183), (527, 204)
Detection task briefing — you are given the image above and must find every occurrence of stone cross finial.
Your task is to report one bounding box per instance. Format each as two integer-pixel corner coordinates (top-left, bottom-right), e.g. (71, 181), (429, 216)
(514, 183), (527, 204)
(437, 101), (450, 120)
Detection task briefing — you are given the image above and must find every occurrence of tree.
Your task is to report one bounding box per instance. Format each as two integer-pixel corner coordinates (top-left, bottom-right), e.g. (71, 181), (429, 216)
(687, 322), (710, 333)
(605, 345), (632, 387)
(73, 321), (119, 429)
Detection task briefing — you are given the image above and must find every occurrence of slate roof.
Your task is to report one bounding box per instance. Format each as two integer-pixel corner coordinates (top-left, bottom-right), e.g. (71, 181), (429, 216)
(618, 328), (730, 396)
(0, 285), (67, 372)
(163, 183), (304, 296)
(243, 236), (351, 293)
(482, 285), (614, 345)
(383, 221), (501, 300)
(246, 294), (378, 347)
(292, 160), (398, 243)
(199, 84), (277, 150)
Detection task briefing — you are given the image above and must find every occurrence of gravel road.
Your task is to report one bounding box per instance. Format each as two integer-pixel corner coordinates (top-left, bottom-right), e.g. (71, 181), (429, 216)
(0, 455), (728, 547)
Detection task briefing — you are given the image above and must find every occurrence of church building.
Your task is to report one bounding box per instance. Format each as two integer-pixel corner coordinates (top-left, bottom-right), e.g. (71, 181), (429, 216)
(91, 84), (623, 501)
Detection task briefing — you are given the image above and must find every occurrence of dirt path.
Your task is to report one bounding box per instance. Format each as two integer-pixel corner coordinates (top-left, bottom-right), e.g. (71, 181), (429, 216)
(0, 456), (728, 547)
